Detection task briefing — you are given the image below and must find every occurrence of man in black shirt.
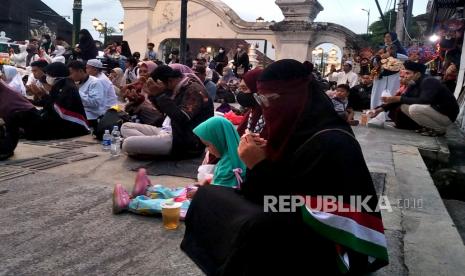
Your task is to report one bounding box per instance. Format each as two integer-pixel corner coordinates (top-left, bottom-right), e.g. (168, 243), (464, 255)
(371, 61), (459, 136)
(233, 44), (249, 77)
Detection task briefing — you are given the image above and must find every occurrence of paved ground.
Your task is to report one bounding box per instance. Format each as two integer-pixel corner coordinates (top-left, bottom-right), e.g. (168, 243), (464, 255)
(0, 137), (201, 276)
(1, 119), (465, 275)
(354, 122), (465, 276)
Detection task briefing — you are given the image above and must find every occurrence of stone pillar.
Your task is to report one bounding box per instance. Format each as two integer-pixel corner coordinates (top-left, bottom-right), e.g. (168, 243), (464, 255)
(272, 28), (313, 61)
(248, 44), (259, 69)
(119, 0), (156, 55)
(273, 0), (323, 61)
(275, 0), (323, 23)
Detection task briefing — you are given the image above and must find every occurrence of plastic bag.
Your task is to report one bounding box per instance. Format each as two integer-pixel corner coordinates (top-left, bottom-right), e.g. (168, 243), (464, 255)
(197, 164), (215, 184)
(367, 111), (386, 128)
(224, 111), (245, 125)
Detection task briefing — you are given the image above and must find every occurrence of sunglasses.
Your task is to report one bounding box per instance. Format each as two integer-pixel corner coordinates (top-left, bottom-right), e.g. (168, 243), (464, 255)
(253, 93), (280, 108)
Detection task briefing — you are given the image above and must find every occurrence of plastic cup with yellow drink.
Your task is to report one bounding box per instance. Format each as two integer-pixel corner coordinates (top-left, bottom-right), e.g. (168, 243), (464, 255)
(161, 201), (182, 230)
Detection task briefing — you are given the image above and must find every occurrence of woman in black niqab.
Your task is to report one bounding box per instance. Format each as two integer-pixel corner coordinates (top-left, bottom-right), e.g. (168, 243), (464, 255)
(120, 41), (132, 58)
(181, 60), (389, 275)
(76, 29), (98, 61)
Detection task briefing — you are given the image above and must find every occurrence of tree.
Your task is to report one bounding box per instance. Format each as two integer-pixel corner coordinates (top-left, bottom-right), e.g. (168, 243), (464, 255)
(369, 9), (397, 46)
(360, 9), (422, 48)
(105, 27), (117, 37)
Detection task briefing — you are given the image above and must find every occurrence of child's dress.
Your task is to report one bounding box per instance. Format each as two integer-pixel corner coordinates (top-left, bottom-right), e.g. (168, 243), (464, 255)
(128, 185), (192, 219)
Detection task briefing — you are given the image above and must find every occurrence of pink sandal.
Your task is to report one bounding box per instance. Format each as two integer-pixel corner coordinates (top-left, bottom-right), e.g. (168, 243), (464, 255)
(112, 184), (130, 214)
(132, 168), (151, 197)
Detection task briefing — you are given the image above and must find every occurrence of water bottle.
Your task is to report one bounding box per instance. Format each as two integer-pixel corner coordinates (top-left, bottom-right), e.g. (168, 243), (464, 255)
(110, 126), (121, 157)
(381, 89), (391, 98)
(381, 89), (391, 104)
(102, 130), (111, 151)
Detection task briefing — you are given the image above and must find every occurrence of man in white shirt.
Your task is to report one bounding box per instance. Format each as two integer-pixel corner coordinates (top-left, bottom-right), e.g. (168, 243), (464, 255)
(85, 59), (118, 110)
(334, 61), (359, 88)
(68, 61), (106, 128)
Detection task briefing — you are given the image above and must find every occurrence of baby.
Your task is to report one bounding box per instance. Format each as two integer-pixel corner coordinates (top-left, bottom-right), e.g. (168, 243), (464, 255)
(331, 84), (357, 125)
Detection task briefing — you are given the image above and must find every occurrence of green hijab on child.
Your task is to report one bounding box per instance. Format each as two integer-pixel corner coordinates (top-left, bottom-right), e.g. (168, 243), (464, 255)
(193, 116), (246, 187)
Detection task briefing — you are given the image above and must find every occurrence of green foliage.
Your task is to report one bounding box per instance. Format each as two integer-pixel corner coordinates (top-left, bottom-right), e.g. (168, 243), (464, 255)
(360, 9), (422, 48)
(368, 9), (397, 45)
(105, 27), (117, 36)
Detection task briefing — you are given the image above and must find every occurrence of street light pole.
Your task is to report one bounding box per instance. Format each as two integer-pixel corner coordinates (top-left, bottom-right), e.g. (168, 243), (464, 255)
(320, 50), (324, 76)
(93, 19), (123, 47)
(361, 8), (370, 35)
(73, 0), (82, 46)
(180, 0), (188, 65)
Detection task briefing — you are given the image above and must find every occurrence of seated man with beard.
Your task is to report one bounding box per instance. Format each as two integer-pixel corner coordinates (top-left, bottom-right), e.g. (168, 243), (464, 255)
(371, 61), (459, 136)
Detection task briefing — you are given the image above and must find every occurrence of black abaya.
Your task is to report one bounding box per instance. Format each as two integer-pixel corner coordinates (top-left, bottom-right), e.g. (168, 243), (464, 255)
(181, 66), (386, 275)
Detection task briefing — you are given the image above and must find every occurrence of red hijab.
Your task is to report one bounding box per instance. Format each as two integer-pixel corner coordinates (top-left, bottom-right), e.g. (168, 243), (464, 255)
(243, 68), (262, 93)
(237, 68), (264, 136)
(256, 60), (310, 161)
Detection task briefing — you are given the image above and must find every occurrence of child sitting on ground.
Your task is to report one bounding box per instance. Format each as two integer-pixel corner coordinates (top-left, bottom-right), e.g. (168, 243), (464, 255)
(112, 116), (246, 217)
(331, 84), (357, 125)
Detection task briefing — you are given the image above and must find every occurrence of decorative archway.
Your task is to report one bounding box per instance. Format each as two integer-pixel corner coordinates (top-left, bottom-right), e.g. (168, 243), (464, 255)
(311, 43), (343, 75)
(120, 0), (360, 62)
(307, 22), (360, 61)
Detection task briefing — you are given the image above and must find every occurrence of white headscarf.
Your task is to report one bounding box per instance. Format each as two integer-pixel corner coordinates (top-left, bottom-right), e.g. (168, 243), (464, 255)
(2, 65), (26, 96)
(111, 67), (125, 87)
(51, 45), (66, 63)
(11, 45), (28, 68)
(53, 45), (66, 56)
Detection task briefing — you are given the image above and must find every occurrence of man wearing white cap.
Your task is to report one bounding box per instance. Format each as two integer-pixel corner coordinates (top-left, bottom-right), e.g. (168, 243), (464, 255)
(333, 61), (358, 88)
(86, 59), (118, 110)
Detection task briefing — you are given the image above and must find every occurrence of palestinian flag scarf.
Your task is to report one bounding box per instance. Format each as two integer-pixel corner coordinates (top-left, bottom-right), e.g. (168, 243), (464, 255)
(297, 129), (389, 273)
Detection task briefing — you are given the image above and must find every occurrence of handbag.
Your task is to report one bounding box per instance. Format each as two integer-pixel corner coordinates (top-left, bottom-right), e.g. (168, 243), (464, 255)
(94, 108), (131, 140)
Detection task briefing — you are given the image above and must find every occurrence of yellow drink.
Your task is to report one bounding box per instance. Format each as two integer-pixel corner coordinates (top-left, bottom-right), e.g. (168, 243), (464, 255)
(161, 202), (182, 230)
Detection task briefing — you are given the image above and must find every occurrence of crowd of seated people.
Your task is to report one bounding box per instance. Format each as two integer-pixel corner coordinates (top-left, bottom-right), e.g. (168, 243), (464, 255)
(1, 31), (459, 162)
(111, 38), (460, 274)
(1, 31), (461, 275)
(324, 32), (459, 136)
(110, 59), (392, 275)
